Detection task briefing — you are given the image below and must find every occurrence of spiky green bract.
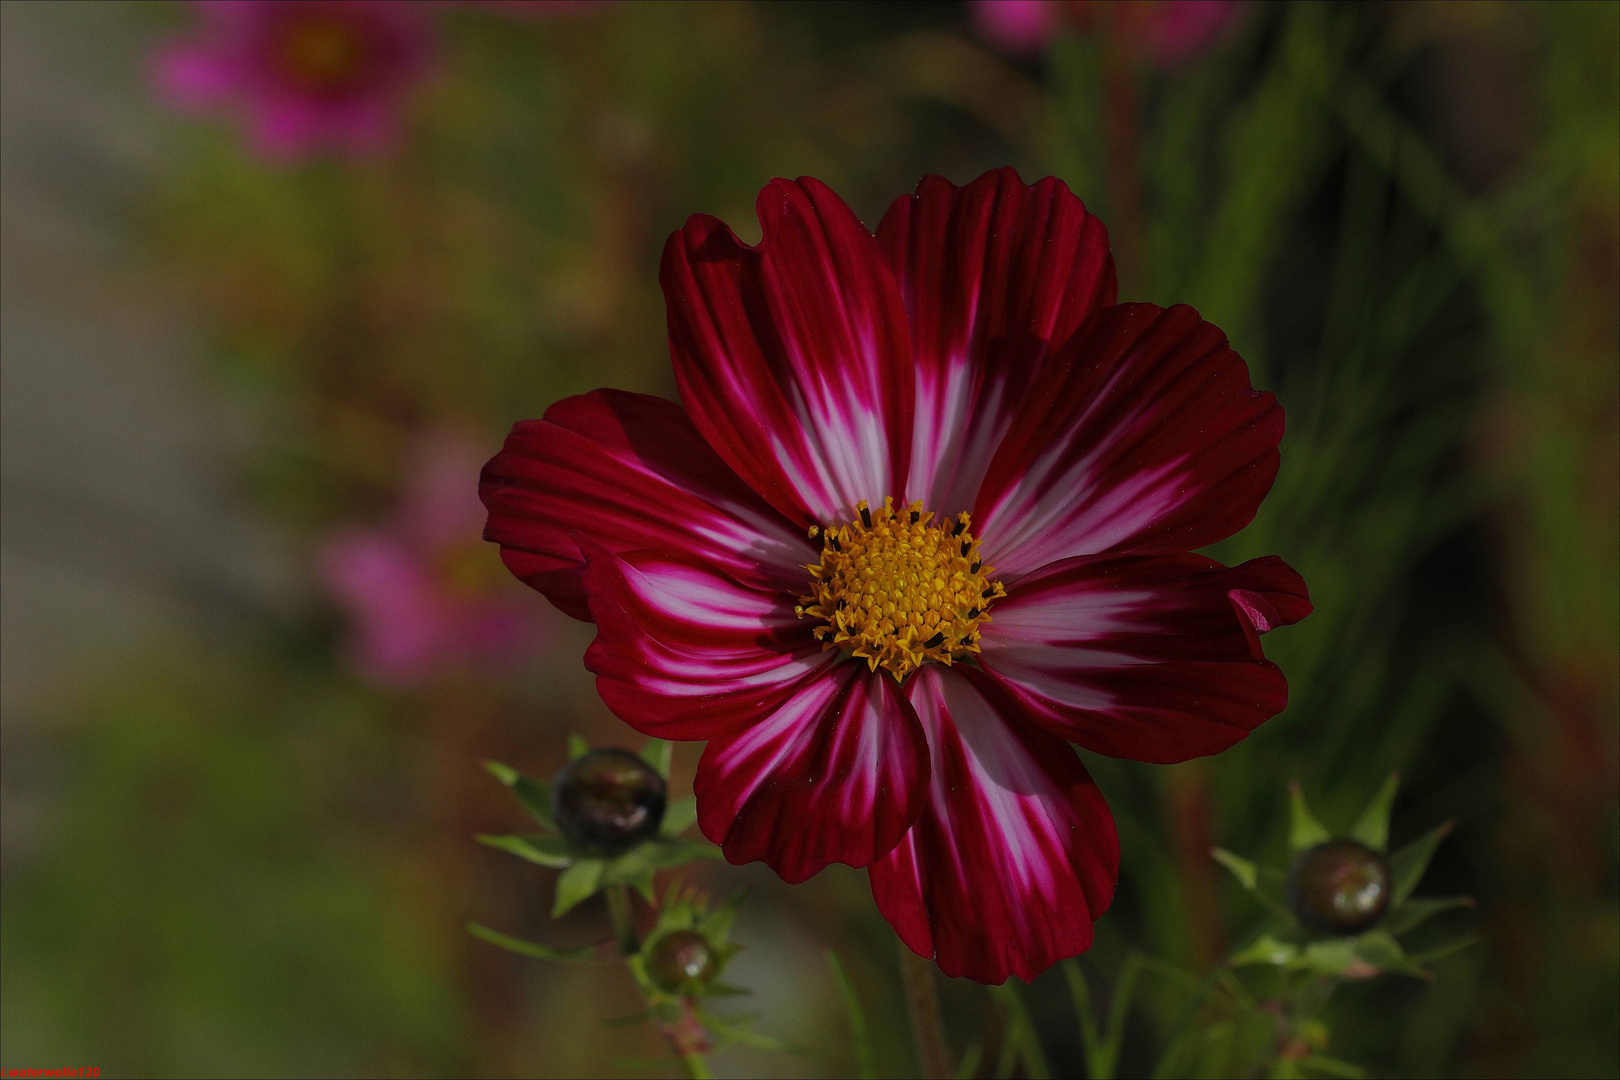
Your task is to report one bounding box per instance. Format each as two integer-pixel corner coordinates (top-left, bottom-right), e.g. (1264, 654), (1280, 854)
(1216, 776), (1473, 980)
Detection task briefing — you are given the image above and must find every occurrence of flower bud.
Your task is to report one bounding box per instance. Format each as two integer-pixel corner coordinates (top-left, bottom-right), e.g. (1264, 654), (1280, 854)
(647, 929), (716, 994)
(1287, 838), (1391, 936)
(552, 748), (666, 856)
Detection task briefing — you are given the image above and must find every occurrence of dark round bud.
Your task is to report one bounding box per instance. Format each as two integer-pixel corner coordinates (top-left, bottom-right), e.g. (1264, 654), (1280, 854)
(1287, 839), (1392, 935)
(552, 749), (666, 856)
(647, 929), (716, 993)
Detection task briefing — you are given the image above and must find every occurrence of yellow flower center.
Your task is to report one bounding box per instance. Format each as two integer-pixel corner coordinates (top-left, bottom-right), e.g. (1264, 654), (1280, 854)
(796, 497), (1006, 681)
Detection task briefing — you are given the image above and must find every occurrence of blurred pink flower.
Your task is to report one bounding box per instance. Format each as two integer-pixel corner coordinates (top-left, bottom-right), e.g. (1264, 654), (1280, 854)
(971, 0), (1060, 54)
(152, 1), (434, 160)
(1143, 0), (1243, 66)
(320, 433), (549, 687)
(970, 0), (1244, 67)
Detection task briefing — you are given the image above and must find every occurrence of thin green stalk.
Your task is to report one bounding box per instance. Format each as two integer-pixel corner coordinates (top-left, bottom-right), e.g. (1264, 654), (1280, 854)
(605, 884), (639, 956)
(681, 1051), (715, 1079)
(898, 940), (953, 1080)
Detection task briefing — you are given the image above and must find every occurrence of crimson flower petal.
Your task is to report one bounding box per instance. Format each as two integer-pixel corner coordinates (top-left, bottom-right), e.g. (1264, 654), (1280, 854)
(877, 168), (1116, 515)
(979, 553), (1311, 763)
(581, 545), (830, 743)
(661, 178), (914, 528)
(974, 303), (1283, 580)
(870, 666), (1118, 984)
(480, 389), (812, 621)
(695, 662), (929, 883)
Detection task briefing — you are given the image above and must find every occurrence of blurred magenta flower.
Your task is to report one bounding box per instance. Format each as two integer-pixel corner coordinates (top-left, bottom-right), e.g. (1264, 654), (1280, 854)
(971, 0), (1244, 67)
(152, 0), (434, 160)
(321, 433), (548, 687)
(971, 0), (1059, 54)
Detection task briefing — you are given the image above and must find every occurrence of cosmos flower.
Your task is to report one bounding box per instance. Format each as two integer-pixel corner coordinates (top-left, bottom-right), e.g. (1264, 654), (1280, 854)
(972, 0), (1244, 67)
(152, 0), (434, 160)
(480, 169), (1309, 982)
(322, 432), (546, 687)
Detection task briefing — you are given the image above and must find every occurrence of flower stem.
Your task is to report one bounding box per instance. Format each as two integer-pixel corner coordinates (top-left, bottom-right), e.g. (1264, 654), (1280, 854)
(605, 885), (639, 956)
(680, 1051), (715, 1079)
(897, 940), (952, 1080)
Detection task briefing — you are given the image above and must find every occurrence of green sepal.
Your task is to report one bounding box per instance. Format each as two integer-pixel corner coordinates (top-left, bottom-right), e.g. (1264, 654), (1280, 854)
(483, 760), (557, 830)
(1289, 782), (1332, 852)
(1383, 895), (1474, 936)
(1230, 933), (1299, 967)
(1212, 847), (1258, 890)
(642, 738), (673, 779)
(1352, 929), (1431, 979)
(476, 833), (573, 868)
(552, 859), (606, 917)
(466, 921), (598, 962)
(1293, 1054), (1369, 1079)
(1407, 934), (1479, 968)
(1350, 772), (1400, 851)
(694, 1007), (789, 1052)
(660, 796), (699, 838)
(1389, 820), (1453, 904)
(696, 889), (746, 947)
(567, 734), (590, 760)
(1299, 938), (1360, 976)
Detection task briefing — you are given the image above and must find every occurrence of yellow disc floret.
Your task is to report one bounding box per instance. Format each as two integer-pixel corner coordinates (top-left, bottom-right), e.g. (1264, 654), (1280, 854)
(796, 497), (1007, 681)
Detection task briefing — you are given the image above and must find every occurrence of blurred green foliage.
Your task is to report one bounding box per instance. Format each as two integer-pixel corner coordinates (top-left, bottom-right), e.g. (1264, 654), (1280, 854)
(2, 1), (1615, 1077)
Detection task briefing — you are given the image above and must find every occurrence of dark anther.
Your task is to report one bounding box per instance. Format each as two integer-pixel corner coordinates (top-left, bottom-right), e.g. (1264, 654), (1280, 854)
(952, 519), (967, 536)
(960, 540), (972, 557)
(967, 607), (980, 619)
(924, 632), (946, 648)
(836, 598), (846, 609)
(859, 505), (873, 528)
(910, 510), (920, 523)
(830, 536), (842, 552)
(981, 586), (994, 598)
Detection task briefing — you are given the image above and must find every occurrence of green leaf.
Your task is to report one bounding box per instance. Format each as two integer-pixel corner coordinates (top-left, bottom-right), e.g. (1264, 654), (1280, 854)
(990, 981), (1051, 1079)
(954, 1041), (984, 1080)
(1349, 772), (1400, 851)
(1388, 821), (1453, 904)
(552, 859), (606, 917)
(661, 796), (699, 837)
(1296, 1054), (1369, 1079)
(1289, 782), (1332, 852)
(1230, 934), (1299, 967)
(484, 760), (556, 829)
(642, 738), (673, 778)
(694, 1008), (789, 1052)
(1062, 960), (1103, 1073)
(1382, 895), (1474, 936)
(476, 833), (572, 868)
(1299, 938), (1360, 977)
(568, 734), (590, 760)
(465, 921), (597, 962)
(1212, 847), (1259, 890)
(641, 836), (723, 869)
(696, 890), (746, 946)
(1353, 930), (1430, 978)
(1407, 935), (1479, 968)
(825, 951), (876, 1080)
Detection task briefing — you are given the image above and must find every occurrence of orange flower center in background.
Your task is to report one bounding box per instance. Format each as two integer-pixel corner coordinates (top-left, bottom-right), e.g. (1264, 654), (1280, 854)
(278, 15), (372, 93)
(797, 497), (1005, 681)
